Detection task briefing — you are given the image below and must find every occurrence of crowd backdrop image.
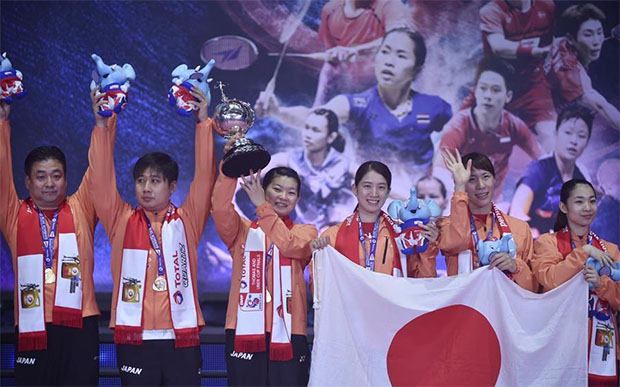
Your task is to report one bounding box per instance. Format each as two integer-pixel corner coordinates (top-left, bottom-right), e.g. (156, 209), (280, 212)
(1, 0), (618, 296)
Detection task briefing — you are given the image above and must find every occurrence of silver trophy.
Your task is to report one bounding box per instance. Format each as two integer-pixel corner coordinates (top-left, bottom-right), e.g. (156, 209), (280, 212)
(213, 82), (270, 177)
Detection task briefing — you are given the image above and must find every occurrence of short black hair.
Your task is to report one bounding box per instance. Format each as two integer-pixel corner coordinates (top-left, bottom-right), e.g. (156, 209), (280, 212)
(561, 3), (605, 39)
(354, 161), (392, 189)
(556, 103), (595, 139)
(133, 152), (178, 184)
(382, 28), (427, 74)
(462, 152), (495, 178)
(262, 167), (301, 196)
(474, 56), (515, 91)
(24, 146), (67, 177)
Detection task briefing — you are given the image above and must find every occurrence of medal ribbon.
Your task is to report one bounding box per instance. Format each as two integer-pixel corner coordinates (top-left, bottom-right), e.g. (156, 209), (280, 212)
(36, 205), (59, 270)
(265, 243), (274, 278)
(358, 214), (381, 271)
(469, 203), (512, 259)
(566, 226), (611, 321)
(142, 205), (172, 277)
(469, 212), (495, 251)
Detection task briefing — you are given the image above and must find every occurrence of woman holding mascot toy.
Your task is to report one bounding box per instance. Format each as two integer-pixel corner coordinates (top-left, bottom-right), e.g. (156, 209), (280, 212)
(437, 149), (538, 291)
(532, 179), (620, 385)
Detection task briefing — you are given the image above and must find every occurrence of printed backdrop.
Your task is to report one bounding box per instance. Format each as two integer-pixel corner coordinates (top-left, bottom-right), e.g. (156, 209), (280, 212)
(1, 1), (618, 297)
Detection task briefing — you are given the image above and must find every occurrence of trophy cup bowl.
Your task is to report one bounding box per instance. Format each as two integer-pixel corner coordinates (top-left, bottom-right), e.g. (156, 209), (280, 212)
(213, 82), (270, 177)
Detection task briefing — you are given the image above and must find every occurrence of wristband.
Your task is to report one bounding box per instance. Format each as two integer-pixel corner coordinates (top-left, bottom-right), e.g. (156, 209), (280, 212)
(516, 42), (534, 57)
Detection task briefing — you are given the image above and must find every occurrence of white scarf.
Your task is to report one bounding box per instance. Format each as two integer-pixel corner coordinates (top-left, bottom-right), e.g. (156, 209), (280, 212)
(114, 205), (200, 347)
(235, 220), (294, 361)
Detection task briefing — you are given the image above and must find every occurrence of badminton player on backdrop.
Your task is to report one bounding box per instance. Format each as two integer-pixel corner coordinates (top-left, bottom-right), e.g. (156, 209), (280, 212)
(545, 3), (620, 130)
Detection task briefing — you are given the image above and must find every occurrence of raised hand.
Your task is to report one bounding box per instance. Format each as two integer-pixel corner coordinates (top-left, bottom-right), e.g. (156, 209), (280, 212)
(254, 90), (279, 118)
(240, 169), (266, 208)
(189, 87), (209, 123)
(441, 148), (471, 192)
(90, 87), (108, 128)
(0, 100), (11, 121)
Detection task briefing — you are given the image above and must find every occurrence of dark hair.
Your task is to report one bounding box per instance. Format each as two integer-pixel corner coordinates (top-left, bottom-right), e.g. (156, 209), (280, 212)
(382, 27), (427, 74)
(354, 161), (392, 189)
(25, 146), (67, 176)
(461, 152), (495, 178)
(553, 179), (597, 232)
(474, 56), (515, 91)
(262, 167), (301, 196)
(561, 3), (605, 39)
(133, 152), (179, 184)
(556, 103), (595, 139)
(416, 175), (447, 199)
(311, 108), (346, 152)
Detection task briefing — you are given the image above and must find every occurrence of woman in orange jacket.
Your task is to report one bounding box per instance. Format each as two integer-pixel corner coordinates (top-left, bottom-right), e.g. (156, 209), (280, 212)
(437, 149), (538, 291)
(311, 160), (437, 278)
(532, 179), (620, 385)
(211, 139), (318, 386)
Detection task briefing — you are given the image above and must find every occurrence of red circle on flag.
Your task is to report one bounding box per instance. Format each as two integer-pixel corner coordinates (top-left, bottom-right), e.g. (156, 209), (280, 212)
(387, 304), (501, 386)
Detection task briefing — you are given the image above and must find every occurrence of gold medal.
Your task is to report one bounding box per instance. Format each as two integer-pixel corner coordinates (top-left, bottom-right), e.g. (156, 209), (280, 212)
(44, 268), (56, 284)
(153, 276), (167, 292)
(266, 290), (272, 303)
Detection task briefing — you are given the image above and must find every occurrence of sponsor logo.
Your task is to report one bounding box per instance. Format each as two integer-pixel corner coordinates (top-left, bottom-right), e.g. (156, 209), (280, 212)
(121, 365), (143, 375)
(416, 114), (431, 124)
(173, 290), (184, 305)
(246, 294), (261, 309)
(345, 214), (355, 227)
(16, 357), (36, 365)
(353, 96), (368, 108)
(172, 243), (189, 288)
(20, 283), (41, 309)
(240, 280), (247, 289)
(122, 277), (141, 303)
(213, 45), (242, 63)
(230, 351), (254, 360)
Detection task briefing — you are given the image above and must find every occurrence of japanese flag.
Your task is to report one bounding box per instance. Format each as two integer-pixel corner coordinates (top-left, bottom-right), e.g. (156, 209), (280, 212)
(310, 247), (588, 386)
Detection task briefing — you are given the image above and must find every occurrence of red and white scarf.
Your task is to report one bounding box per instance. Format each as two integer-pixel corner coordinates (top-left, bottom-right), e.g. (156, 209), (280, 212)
(557, 228), (618, 382)
(114, 204), (200, 348)
(335, 211), (403, 276)
(16, 199), (82, 351)
(457, 203), (512, 274)
(235, 217), (295, 361)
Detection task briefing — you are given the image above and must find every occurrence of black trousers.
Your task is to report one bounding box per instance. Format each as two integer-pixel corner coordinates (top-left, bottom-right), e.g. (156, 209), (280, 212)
(15, 315), (99, 386)
(116, 339), (202, 386)
(225, 329), (311, 386)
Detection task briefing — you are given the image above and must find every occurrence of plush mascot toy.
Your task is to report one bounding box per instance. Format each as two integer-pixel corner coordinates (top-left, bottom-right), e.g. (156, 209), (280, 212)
(168, 59), (215, 116)
(0, 53), (26, 103)
(90, 54), (136, 117)
(585, 258), (620, 290)
(476, 234), (517, 266)
(388, 188), (442, 254)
